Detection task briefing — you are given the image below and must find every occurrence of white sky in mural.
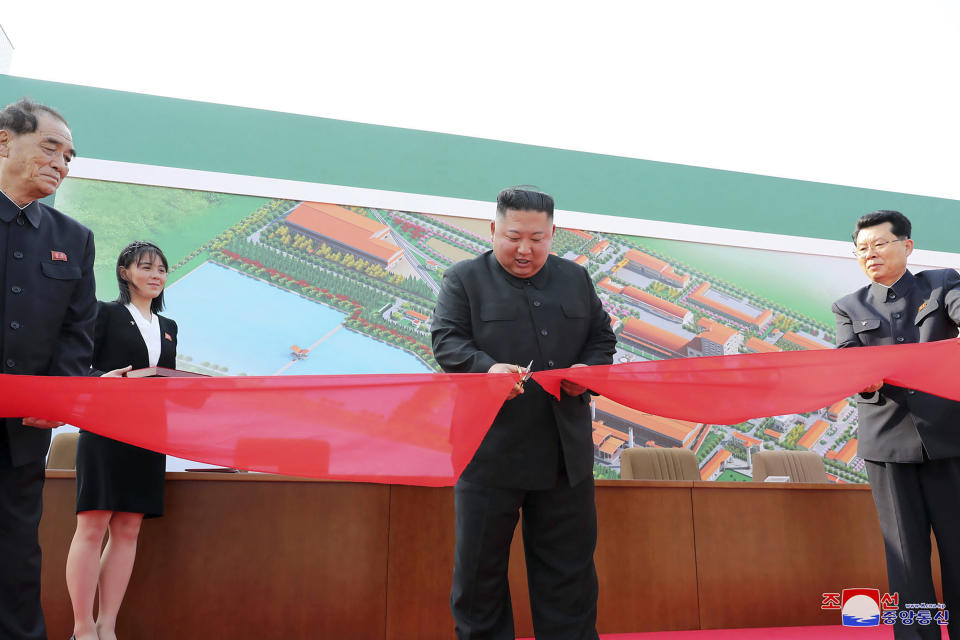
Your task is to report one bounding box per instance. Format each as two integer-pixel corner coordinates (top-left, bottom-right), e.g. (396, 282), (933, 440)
(3, 0), (959, 201)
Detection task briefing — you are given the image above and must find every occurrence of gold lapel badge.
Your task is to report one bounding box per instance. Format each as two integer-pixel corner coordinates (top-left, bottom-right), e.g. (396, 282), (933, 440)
(918, 302), (928, 313)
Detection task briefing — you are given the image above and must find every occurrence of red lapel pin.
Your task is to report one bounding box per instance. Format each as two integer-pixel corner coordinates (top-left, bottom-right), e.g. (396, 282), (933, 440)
(51, 251), (68, 261)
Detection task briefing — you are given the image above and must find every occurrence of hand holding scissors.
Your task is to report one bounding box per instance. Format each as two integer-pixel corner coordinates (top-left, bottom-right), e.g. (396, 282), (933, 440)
(488, 361), (533, 400)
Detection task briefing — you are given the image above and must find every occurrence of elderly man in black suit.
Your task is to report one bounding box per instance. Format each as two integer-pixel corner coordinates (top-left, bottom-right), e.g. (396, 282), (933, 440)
(0, 98), (97, 640)
(833, 210), (960, 639)
(432, 187), (616, 640)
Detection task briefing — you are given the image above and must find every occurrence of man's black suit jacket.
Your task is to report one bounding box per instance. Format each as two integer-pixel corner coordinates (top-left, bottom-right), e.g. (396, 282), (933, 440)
(0, 197), (96, 468)
(431, 251), (617, 490)
(92, 301), (178, 373)
(832, 269), (960, 462)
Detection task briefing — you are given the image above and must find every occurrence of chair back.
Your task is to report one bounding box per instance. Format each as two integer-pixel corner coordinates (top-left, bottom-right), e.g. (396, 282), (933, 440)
(751, 450), (828, 483)
(620, 446), (700, 481)
(46, 432), (80, 470)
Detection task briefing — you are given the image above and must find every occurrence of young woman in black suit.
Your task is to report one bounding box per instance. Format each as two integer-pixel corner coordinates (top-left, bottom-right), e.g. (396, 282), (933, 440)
(65, 241), (177, 640)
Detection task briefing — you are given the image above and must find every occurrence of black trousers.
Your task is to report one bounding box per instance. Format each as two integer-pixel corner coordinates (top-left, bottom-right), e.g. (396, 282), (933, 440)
(0, 461), (47, 640)
(866, 456), (960, 640)
(451, 475), (599, 640)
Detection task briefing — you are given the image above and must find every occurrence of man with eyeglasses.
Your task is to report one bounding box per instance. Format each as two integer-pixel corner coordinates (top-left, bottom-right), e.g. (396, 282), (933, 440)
(832, 210), (959, 639)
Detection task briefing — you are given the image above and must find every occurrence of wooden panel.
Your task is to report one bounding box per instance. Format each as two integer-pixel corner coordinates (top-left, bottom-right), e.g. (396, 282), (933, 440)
(38, 473), (76, 637)
(384, 485), (456, 640)
(383, 485), (536, 639)
(507, 481), (699, 636)
(693, 483), (887, 629)
(41, 473), (391, 640)
(594, 482), (699, 632)
(41, 473), (909, 636)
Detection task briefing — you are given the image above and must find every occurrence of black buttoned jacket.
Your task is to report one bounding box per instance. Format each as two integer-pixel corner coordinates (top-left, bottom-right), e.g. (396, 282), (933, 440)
(0, 196), (96, 467)
(92, 301), (178, 373)
(832, 269), (960, 463)
(431, 251), (617, 489)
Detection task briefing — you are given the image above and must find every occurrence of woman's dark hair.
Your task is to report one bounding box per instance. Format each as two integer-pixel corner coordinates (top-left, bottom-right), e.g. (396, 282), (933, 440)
(852, 210), (912, 243)
(116, 241), (169, 314)
(496, 186), (554, 219)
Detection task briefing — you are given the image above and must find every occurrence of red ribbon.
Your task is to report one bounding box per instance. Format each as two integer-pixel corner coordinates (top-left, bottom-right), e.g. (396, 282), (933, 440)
(3, 340), (958, 485)
(533, 340), (960, 423)
(1, 373), (515, 486)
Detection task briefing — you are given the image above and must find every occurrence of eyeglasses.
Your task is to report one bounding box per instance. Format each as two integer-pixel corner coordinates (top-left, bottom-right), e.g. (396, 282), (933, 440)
(852, 238), (906, 258)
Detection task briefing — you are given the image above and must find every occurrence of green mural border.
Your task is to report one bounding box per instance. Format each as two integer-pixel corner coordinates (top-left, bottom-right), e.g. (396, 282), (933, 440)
(2, 74), (958, 251)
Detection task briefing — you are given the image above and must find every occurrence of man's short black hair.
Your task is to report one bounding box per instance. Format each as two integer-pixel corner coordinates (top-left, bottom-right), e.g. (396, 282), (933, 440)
(116, 241), (169, 314)
(496, 186), (554, 219)
(853, 210), (912, 243)
(0, 97), (69, 135)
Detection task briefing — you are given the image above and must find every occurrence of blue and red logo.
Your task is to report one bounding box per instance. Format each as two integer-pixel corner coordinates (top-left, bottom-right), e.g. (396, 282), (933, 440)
(823, 589), (948, 627)
(840, 589), (881, 626)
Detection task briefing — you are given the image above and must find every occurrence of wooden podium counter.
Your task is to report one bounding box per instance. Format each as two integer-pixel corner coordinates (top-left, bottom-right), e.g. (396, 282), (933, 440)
(39, 473), (930, 639)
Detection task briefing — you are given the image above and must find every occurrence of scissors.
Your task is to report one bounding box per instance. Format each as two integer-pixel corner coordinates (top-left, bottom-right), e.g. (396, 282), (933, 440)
(515, 360), (534, 389)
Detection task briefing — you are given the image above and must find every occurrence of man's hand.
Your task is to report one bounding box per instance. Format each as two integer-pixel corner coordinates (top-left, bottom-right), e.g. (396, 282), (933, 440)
(560, 363), (588, 396)
(23, 366), (133, 428)
(101, 365), (133, 378)
(861, 381), (884, 394)
(489, 362), (529, 400)
(22, 417), (64, 429)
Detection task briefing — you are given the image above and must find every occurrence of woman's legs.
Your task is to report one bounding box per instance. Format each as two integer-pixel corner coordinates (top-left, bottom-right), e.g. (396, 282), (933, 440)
(66, 511), (112, 640)
(95, 512), (144, 640)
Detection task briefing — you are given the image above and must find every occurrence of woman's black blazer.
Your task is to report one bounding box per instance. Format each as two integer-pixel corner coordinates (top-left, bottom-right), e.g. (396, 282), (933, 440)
(92, 301), (178, 373)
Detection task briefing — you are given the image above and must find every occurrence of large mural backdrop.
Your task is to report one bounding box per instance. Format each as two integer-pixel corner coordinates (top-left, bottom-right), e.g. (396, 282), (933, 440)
(56, 177), (910, 483)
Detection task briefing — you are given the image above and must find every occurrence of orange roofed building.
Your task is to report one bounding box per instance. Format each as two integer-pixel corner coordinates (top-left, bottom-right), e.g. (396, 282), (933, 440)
(780, 332), (829, 351)
(744, 337), (781, 353)
(700, 449), (731, 481)
(597, 277), (623, 295)
(619, 317), (691, 359)
(589, 240), (609, 255)
(733, 431), (762, 448)
(688, 317), (743, 356)
(687, 282), (773, 332)
(593, 395), (702, 449)
(285, 202), (403, 270)
(621, 286), (692, 324)
(567, 228), (594, 241)
(797, 419), (830, 450)
(827, 399), (849, 421)
(404, 309), (429, 325)
(623, 249), (691, 288)
(593, 421), (629, 463)
(828, 438), (858, 465)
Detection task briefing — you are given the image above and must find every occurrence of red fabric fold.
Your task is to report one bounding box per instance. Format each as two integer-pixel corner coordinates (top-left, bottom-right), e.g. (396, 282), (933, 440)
(6, 340), (959, 485)
(0, 373), (517, 486)
(532, 340), (960, 424)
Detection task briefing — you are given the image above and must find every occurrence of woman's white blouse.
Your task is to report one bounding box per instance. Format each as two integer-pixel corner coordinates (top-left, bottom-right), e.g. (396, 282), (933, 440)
(125, 302), (161, 368)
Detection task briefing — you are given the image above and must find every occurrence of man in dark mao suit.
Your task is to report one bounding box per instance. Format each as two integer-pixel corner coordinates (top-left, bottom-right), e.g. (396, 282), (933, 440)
(0, 98), (97, 640)
(432, 187), (617, 640)
(833, 210), (959, 639)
